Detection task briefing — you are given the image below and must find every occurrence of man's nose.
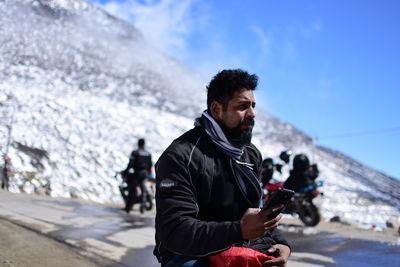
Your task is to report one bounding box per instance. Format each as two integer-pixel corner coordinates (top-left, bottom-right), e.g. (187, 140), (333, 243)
(247, 106), (256, 118)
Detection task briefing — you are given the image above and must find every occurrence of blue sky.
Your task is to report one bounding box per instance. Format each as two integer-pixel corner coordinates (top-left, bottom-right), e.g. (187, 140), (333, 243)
(90, 0), (400, 180)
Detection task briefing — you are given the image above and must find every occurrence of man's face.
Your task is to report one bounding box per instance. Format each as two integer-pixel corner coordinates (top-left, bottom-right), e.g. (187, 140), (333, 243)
(214, 88), (256, 144)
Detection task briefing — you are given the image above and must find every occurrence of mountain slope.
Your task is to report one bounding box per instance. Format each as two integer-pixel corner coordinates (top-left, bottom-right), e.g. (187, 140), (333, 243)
(1, 0), (399, 228)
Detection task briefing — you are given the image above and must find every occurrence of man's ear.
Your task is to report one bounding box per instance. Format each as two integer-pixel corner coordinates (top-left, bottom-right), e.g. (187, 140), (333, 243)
(210, 101), (223, 120)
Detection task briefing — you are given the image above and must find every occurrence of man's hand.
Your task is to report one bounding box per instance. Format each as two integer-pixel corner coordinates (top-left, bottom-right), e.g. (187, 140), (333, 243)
(240, 206), (283, 240)
(263, 244), (291, 266)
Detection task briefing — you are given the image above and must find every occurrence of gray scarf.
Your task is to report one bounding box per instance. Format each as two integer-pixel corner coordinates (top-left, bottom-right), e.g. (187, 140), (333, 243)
(194, 110), (263, 207)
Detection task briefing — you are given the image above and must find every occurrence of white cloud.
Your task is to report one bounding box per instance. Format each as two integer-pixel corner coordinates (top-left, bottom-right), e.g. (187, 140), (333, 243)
(94, 1), (266, 80)
(97, 0), (199, 59)
(301, 20), (322, 37)
(250, 25), (272, 63)
(100, 2), (126, 21)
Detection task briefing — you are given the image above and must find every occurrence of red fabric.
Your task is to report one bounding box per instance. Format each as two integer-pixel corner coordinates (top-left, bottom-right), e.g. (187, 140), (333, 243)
(209, 247), (275, 267)
(266, 182), (284, 192)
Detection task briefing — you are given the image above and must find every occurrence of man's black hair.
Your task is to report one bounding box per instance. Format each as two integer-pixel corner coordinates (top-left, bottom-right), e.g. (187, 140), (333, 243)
(206, 69), (258, 111)
(138, 138), (145, 148)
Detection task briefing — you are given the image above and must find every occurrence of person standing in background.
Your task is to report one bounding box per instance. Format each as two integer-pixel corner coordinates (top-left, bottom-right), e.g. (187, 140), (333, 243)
(122, 138), (152, 213)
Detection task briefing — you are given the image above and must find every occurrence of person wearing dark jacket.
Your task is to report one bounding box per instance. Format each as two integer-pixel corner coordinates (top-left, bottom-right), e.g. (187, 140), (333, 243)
(154, 69), (291, 266)
(283, 154), (316, 192)
(261, 158), (275, 187)
(122, 138), (152, 213)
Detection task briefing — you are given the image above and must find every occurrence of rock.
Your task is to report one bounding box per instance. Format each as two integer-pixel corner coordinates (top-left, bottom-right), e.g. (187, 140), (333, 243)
(386, 217), (400, 232)
(330, 216), (341, 223)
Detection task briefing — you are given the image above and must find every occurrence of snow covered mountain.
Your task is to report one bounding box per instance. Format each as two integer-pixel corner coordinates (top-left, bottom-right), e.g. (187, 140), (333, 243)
(1, 0), (399, 230)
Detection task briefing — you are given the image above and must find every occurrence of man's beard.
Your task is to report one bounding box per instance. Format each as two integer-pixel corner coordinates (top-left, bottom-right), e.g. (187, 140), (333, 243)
(223, 118), (255, 146)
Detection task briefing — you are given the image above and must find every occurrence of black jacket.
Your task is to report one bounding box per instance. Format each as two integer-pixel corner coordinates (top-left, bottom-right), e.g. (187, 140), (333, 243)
(123, 148), (152, 182)
(284, 168), (317, 192)
(154, 127), (290, 264)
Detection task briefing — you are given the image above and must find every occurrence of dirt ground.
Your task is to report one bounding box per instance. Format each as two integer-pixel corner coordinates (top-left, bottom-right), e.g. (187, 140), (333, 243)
(0, 218), (98, 267)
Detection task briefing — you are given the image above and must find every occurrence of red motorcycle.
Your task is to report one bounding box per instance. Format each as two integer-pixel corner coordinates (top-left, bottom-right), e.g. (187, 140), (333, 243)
(264, 180), (323, 226)
(262, 151), (323, 226)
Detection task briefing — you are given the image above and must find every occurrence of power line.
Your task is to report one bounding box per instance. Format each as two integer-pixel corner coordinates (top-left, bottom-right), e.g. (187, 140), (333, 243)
(315, 126), (400, 140)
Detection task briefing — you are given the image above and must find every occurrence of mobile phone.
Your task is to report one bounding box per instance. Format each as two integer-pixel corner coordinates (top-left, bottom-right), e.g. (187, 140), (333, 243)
(260, 188), (294, 219)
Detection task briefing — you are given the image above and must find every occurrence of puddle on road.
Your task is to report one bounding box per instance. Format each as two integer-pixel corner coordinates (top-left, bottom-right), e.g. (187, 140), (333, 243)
(322, 238), (400, 267)
(288, 232), (400, 267)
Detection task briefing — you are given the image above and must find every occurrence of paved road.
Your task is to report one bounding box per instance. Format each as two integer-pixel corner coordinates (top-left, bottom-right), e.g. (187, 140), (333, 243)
(0, 191), (399, 267)
(0, 191), (157, 267)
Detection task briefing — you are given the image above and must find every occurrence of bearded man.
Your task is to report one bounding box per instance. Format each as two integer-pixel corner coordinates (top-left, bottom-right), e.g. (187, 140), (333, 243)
(154, 69), (291, 267)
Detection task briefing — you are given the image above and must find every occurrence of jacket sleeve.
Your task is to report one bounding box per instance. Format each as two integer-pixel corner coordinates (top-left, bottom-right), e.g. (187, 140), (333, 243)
(269, 227), (291, 249)
(155, 150), (243, 257)
(148, 154), (152, 171)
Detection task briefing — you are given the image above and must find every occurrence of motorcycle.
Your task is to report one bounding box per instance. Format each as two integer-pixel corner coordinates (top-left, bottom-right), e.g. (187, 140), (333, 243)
(264, 180), (323, 226)
(261, 151), (323, 226)
(114, 171), (154, 212)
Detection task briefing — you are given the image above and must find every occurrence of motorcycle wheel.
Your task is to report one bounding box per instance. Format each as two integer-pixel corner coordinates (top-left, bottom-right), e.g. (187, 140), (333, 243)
(119, 186), (128, 205)
(144, 195), (153, 211)
(299, 202), (320, 226)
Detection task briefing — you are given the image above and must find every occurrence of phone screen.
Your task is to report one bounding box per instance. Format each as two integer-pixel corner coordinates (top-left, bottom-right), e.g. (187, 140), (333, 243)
(261, 188), (294, 219)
